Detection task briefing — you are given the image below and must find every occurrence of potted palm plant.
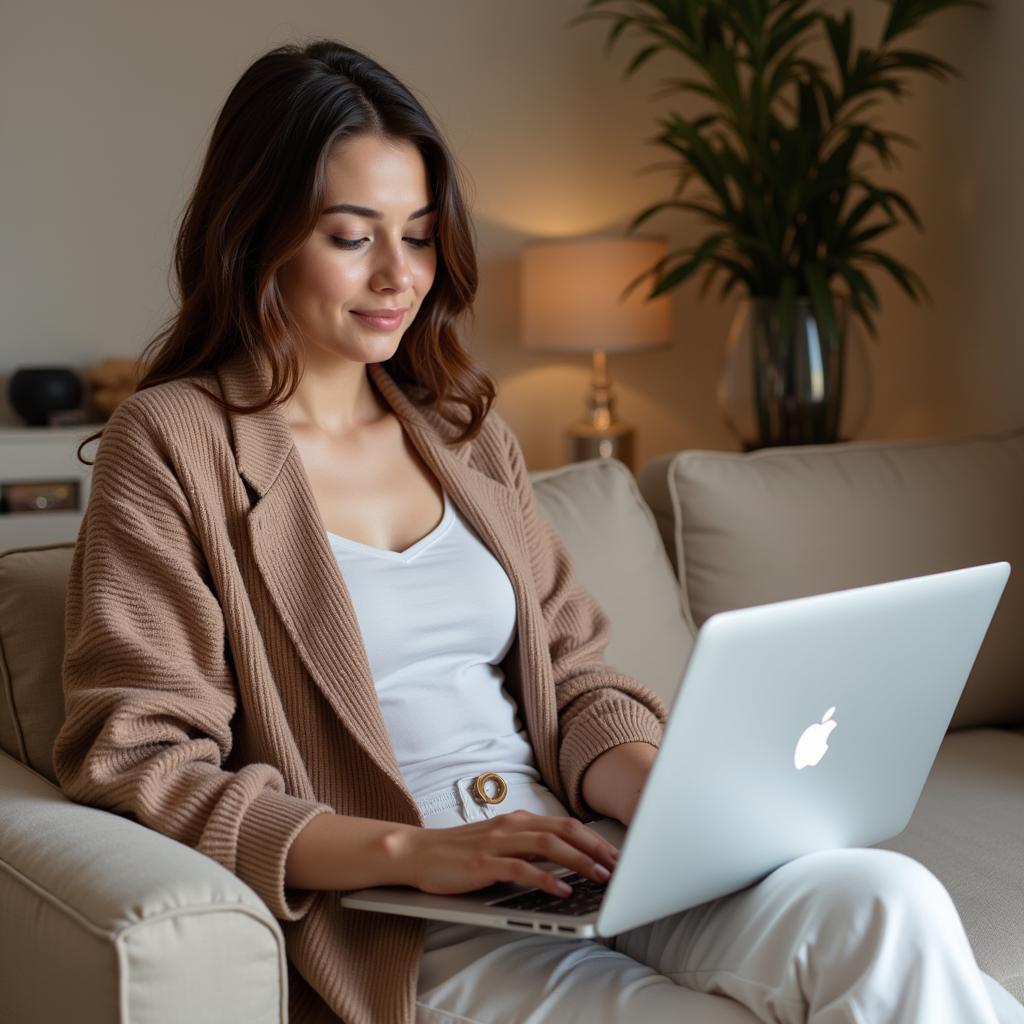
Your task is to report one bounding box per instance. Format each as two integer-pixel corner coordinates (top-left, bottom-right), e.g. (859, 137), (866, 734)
(569, 0), (986, 448)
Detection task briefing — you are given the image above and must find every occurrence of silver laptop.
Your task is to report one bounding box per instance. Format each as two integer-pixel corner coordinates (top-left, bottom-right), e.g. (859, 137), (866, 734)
(340, 561), (1011, 938)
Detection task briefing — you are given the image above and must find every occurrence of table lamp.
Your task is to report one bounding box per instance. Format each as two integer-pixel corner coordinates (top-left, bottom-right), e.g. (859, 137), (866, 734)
(520, 235), (671, 470)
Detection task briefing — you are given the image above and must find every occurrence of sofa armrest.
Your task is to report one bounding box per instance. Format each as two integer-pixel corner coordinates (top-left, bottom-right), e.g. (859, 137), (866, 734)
(0, 750), (287, 1024)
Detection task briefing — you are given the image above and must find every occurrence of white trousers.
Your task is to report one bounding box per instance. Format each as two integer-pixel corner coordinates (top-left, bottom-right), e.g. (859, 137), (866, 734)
(413, 777), (1024, 1024)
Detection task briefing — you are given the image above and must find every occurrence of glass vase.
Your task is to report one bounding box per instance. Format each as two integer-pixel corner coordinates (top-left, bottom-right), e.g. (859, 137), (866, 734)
(717, 295), (871, 450)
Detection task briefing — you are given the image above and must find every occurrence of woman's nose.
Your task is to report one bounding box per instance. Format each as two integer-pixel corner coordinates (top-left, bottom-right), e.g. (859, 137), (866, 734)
(370, 238), (415, 291)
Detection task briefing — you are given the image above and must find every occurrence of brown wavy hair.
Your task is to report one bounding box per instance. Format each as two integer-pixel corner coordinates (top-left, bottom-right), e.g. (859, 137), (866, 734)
(76, 38), (494, 467)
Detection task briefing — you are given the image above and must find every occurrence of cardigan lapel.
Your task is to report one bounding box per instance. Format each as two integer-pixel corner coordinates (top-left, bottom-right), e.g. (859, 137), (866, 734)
(213, 348), (560, 815)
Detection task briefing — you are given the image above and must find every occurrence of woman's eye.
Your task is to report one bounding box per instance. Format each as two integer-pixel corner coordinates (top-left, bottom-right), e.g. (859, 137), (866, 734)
(330, 236), (435, 249)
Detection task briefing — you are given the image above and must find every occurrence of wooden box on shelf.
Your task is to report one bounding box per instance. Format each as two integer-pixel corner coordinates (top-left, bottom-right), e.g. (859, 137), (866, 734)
(0, 424), (102, 552)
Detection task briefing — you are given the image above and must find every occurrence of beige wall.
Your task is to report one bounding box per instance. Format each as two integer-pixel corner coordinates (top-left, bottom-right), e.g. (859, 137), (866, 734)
(1, 0), (1019, 469)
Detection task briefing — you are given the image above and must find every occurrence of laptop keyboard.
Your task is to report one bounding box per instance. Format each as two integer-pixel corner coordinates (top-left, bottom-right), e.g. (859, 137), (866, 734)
(485, 872), (606, 916)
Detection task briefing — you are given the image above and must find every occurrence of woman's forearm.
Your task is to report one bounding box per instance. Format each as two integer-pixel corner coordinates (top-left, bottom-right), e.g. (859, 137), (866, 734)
(286, 742), (659, 892)
(284, 812), (418, 891)
(581, 741), (659, 826)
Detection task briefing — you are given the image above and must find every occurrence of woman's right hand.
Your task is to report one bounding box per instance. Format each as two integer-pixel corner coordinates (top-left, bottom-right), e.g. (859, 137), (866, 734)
(392, 809), (620, 898)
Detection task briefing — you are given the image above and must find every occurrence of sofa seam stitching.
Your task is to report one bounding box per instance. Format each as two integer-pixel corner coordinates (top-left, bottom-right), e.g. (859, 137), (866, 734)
(0, 848), (110, 939)
(0, 850), (279, 943)
(673, 426), (1024, 466)
(666, 455), (698, 636)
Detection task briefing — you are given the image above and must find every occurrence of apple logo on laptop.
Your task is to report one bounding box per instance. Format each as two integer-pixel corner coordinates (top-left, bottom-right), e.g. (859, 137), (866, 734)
(794, 706), (838, 770)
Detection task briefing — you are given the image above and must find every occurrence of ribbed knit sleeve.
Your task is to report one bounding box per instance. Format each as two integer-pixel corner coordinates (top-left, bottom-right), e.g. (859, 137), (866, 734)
(496, 416), (668, 821)
(52, 397), (335, 921)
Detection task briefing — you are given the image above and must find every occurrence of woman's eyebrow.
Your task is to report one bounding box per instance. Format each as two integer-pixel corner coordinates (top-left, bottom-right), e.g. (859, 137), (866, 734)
(320, 202), (436, 220)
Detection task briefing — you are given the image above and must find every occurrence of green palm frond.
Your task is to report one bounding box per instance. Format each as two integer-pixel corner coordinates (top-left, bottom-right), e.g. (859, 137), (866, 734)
(567, 0), (987, 339)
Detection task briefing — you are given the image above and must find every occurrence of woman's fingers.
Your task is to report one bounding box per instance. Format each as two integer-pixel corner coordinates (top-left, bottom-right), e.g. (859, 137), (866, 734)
(559, 816), (620, 872)
(494, 812), (619, 872)
(488, 854), (575, 897)
(494, 830), (612, 886)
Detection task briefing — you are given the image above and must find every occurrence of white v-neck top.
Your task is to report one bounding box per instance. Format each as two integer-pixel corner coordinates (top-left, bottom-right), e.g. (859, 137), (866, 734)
(326, 489), (549, 812)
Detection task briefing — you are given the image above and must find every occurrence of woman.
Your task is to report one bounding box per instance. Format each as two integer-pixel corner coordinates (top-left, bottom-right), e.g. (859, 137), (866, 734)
(53, 38), (1023, 1024)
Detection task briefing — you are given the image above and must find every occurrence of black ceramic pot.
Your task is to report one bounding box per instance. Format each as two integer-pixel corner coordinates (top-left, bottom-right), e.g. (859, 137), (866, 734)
(8, 367), (84, 426)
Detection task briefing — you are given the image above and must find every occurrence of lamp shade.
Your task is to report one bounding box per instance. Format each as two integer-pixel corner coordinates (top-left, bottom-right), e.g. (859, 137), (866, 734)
(520, 235), (672, 354)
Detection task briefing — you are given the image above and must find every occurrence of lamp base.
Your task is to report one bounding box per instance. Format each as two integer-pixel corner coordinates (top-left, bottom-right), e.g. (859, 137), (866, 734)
(566, 422), (634, 469)
(564, 348), (636, 470)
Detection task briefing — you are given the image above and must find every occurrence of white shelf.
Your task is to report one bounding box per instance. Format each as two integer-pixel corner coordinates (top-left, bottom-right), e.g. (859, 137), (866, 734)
(0, 424), (104, 553)
(0, 511), (84, 550)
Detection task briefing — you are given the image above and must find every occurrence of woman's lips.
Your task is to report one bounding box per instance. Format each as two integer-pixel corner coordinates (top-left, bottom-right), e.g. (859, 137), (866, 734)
(351, 310), (405, 330)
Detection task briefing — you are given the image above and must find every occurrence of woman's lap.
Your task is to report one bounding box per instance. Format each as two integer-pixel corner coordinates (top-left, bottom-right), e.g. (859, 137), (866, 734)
(416, 846), (1024, 1024)
(416, 918), (762, 1024)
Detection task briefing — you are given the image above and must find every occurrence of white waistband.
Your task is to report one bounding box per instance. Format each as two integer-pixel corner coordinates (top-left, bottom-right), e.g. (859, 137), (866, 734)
(417, 773), (542, 817)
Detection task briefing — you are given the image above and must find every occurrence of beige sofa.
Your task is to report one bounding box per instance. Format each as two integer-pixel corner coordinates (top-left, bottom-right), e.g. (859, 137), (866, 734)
(1, 427), (1021, 1021)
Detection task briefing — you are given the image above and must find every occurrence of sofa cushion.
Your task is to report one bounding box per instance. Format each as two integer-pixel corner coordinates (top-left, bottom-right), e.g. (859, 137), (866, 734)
(530, 457), (693, 706)
(873, 728), (1024, 1002)
(0, 460), (692, 779)
(0, 543), (74, 781)
(637, 428), (1024, 730)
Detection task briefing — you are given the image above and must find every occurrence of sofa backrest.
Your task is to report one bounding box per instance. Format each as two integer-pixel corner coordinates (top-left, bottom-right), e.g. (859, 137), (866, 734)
(0, 458), (691, 780)
(636, 427), (1024, 731)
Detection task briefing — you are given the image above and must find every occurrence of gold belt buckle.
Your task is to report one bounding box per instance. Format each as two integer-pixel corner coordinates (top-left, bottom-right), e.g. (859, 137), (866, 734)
(472, 771), (508, 806)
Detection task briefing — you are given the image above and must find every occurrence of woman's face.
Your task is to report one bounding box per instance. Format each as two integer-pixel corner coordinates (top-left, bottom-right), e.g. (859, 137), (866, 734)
(278, 134), (438, 366)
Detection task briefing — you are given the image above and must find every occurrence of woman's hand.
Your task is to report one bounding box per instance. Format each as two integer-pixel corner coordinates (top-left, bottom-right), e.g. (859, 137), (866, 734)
(389, 810), (620, 898)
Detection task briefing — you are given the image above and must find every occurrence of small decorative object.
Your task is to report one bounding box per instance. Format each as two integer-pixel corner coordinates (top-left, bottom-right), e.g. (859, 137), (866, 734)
(47, 407), (91, 427)
(86, 356), (144, 419)
(520, 235), (671, 470)
(571, 0), (984, 448)
(472, 772), (509, 805)
(8, 367), (84, 427)
(1, 480), (80, 514)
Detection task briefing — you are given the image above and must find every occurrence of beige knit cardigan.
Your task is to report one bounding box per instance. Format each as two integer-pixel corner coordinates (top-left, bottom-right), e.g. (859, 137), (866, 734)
(52, 345), (668, 1024)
